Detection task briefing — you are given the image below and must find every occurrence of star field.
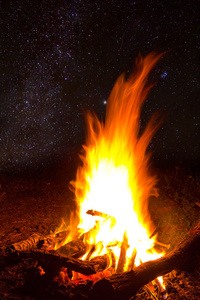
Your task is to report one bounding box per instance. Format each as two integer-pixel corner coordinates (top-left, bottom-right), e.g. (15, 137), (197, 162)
(0, 0), (199, 172)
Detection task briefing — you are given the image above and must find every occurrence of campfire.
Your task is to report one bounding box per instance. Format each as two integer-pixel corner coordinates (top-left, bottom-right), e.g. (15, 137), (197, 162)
(68, 52), (165, 282)
(4, 53), (200, 300)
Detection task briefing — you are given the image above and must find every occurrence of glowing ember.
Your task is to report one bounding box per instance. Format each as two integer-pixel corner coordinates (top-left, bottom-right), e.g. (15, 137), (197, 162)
(70, 52), (165, 286)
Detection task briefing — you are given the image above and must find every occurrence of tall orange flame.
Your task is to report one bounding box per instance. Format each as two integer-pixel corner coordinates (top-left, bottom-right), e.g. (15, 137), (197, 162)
(70, 52), (164, 271)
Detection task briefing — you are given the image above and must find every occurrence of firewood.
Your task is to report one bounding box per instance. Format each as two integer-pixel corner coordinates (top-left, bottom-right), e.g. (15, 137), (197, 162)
(5, 229), (71, 253)
(155, 240), (170, 249)
(116, 232), (128, 273)
(7, 249), (110, 276)
(56, 222), (103, 259)
(127, 248), (137, 271)
(85, 241), (104, 261)
(86, 209), (110, 219)
(23, 265), (94, 300)
(40, 229), (71, 250)
(56, 237), (86, 259)
(5, 233), (41, 252)
(86, 209), (116, 225)
(90, 221), (200, 300)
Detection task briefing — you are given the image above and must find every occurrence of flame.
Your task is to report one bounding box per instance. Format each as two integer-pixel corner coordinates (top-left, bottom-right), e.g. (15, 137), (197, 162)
(70, 53), (165, 279)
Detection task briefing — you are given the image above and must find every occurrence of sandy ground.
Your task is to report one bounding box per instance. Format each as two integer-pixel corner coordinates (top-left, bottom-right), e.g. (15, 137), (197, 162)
(0, 164), (200, 299)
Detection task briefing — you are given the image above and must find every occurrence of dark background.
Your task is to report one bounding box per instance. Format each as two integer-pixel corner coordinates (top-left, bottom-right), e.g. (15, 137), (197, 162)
(0, 0), (199, 174)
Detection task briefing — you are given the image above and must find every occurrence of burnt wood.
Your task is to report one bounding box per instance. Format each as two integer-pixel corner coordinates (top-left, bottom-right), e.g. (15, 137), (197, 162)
(5, 229), (71, 253)
(5, 233), (41, 252)
(90, 221), (200, 300)
(40, 229), (71, 250)
(56, 237), (87, 258)
(7, 249), (110, 276)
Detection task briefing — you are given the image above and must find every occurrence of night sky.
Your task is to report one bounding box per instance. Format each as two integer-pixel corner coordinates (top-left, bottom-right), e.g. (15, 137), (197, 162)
(0, 0), (199, 173)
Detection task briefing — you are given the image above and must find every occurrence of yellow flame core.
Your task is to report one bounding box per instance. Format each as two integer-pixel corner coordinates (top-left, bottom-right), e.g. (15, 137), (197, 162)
(71, 53), (164, 271)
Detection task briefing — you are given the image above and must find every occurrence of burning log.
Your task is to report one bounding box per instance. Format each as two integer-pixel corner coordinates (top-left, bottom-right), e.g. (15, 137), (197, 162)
(87, 209), (111, 219)
(5, 229), (71, 253)
(56, 237), (86, 259)
(127, 248), (137, 271)
(90, 221), (200, 300)
(7, 249), (110, 276)
(40, 229), (71, 250)
(116, 232), (129, 273)
(84, 241), (104, 261)
(56, 222), (106, 259)
(86, 209), (116, 224)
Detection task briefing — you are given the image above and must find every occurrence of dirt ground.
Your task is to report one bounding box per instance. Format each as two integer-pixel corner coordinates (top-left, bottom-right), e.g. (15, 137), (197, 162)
(0, 162), (200, 299)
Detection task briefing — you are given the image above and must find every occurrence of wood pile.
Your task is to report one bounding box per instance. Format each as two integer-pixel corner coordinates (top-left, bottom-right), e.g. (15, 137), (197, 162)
(2, 221), (200, 300)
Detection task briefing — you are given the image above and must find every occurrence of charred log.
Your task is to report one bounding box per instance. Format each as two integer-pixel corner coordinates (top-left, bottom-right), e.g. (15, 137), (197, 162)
(7, 249), (110, 276)
(40, 229), (71, 250)
(56, 237), (86, 259)
(5, 233), (41, 252)
(5, 229), (71, 253)
(23, 268), (94, 300)
(90, 221), (200, 300)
